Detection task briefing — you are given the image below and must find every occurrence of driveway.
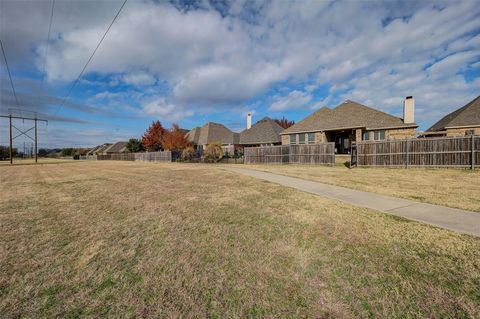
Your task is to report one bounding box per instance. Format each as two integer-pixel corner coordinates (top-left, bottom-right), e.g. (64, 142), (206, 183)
(223, 167), (480, 237)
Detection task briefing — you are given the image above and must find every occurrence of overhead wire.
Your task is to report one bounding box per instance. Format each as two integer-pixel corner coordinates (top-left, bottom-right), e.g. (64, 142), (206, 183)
(53, 0), (128, 116)
(0, 38), (21, 112)
(38, 0), (56, 103)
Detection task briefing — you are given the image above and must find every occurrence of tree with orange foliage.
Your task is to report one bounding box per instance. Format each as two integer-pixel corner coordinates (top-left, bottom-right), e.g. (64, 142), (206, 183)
(274, 116), (295, 129)
(162, 123), (191, 151)
(142, 121), (166, 151)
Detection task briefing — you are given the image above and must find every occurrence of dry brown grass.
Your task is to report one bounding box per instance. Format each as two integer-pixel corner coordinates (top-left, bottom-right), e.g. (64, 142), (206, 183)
(0, 158), (75, 166)
(244, 164), (480, 212)
(0, 161), (479, 318)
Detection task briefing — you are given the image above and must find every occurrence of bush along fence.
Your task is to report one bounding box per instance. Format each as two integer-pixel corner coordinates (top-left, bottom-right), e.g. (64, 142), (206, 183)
(244, 143), (335, 165)
(351, 135), (479, 169)
(83, 151), (172, 162)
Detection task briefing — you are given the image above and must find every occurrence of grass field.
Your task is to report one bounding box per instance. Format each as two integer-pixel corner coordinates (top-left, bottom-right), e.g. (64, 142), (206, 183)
(0, 158), (75, 166)
(244, 164), (480, 212)
(1, 161), (479, 318)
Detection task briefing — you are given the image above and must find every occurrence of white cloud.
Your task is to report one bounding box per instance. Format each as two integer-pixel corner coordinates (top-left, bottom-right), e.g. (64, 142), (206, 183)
(269, 90), (313, 111)
(142, 97), (193, 122)
(122, 71), (156, 86)
(1, 0), (480, 135)
(427, 51), (479, 78)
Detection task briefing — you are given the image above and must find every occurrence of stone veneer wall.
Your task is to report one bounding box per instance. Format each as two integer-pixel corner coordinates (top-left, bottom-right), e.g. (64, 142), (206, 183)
(446, 127), (480, 137)
(315, 132), (327, 143)
(385, 128), (417, 140)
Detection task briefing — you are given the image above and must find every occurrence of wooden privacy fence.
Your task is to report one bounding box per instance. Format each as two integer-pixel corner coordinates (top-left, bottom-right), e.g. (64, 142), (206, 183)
(354, 135), (479, 169)
(244, 143), (335, 165)
(93, 151), (172, 162)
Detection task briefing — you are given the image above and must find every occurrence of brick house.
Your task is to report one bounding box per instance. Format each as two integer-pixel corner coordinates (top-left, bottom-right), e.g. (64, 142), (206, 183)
(421, 95), (480, 137)
(281, 97), (418, 154)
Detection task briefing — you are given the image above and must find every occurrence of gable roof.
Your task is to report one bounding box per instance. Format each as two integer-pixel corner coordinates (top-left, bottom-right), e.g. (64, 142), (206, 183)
(282, 100), (417, 134)
(87, 145), (102, 155)
(239, 117), (284, 144)
(186, 122), (238, 145)
(104, 141), (128, 153)
(94, 143), (112, 154)
(427, 96), (480, 132)
(186, 127), (201, 144)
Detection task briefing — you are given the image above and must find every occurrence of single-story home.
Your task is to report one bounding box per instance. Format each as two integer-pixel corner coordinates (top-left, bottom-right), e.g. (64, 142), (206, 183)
(87, 142), (129, 155)
(420, 95), (480, 137)
(239, 117), (284, 147)
(86, 145), (102, 156)
(87, 143), (112, 156)
(281, 97), (418, 153)
(186, 122), (239, 155)
(103, 141), (128, 154)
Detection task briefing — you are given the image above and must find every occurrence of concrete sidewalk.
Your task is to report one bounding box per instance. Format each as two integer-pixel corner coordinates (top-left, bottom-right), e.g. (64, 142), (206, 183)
(223, 167), (480, 237)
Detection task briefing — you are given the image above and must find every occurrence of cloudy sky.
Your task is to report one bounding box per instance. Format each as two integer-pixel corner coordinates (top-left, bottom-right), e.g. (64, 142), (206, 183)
(1, 0), (479, 148)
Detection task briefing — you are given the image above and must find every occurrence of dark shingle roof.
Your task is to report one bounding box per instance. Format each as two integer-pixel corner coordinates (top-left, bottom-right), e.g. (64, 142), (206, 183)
(87, 145), (102, 155)
(94, 143), (112, 154)
(427, 96), (480, 132)
(239, 117), (284, 144)
(186, 122), (237, 145)
(186, 127), (201, 144)
(105, 141), (128, 153)
(282, 100), (417, 134)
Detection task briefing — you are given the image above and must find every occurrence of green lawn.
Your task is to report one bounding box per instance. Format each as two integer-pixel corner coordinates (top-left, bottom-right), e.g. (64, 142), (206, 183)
(1, 161), (479, 318)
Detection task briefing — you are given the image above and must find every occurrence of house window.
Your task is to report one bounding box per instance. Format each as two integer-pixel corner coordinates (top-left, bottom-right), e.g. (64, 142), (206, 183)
(308, 133), (315, 144)
(362, 131), (369, 141)
(289, 134), (296, 144)
(298, 134), (305, 144)
(374, 130), (385, 140)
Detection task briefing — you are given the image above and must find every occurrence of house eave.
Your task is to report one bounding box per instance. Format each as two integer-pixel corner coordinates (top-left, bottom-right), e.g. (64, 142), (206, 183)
(444, 124), (480, 129)
(280, 124), (417, 135)
(239, 140), (281, 145)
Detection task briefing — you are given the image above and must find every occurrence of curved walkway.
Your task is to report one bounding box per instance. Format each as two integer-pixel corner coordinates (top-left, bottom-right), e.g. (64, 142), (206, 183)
(223, 167), (480, 237)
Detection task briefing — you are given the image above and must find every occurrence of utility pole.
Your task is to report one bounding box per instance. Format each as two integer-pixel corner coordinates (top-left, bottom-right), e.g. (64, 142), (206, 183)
(9, 114), (12, 164)
(1, 114), (48, 165)
(35, 119), (38, 163)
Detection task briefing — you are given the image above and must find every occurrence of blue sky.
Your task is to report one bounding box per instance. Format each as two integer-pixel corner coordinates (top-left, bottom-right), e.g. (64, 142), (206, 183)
(1, 0), (479, 148)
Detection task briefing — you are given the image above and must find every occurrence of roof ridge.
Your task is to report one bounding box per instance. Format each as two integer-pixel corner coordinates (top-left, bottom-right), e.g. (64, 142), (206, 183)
(336, 100), (404, 120)
(427, 95), (480, 131)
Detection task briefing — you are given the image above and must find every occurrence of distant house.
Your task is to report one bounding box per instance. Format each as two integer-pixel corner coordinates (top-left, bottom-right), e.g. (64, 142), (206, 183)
(103, 141), (128, 154)
(186, 122), (239, 155)
(86, 145), (102, 156)
(281, 97), (418, 154)
(421, 96), (480, 137)
(87, 143), (112, 156)
(239, 117), (284, 147)
(87, 142), (129, 155)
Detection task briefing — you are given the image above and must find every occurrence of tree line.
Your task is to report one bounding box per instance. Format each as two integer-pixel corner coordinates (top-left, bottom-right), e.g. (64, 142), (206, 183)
(126, 121), (191, 153)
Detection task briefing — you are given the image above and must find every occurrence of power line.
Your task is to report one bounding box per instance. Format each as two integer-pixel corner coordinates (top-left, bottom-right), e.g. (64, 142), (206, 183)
(0, 38), (20, 110)
(53, 0), (128, 116)
(38, 0), (56, 100)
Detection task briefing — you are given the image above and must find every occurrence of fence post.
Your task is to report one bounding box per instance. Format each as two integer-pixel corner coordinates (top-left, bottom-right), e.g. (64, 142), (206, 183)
(356, 143), (359, 167)
(472, 134), (475, 170)
(405, 137), (409, 169)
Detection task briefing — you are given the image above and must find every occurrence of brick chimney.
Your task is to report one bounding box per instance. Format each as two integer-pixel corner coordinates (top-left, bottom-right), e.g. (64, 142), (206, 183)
(403, 96), (415, 124)
(247, 112), (252, 129)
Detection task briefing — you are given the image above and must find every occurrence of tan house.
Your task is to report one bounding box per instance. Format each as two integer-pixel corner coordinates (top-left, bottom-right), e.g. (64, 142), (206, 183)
(421, 95), (480, 137)
(186, 122), (239, 155)
(87, 143), (112, 156)
(103, 141), (128, 154)
(281, 97), (418, 153)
